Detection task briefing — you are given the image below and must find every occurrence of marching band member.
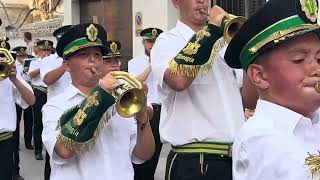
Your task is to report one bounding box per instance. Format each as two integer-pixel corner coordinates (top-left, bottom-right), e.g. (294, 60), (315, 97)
(150, 0), (258, 179)
(0, 38), (35, 180)
(225, 0), (320, 179)
(28, 40), (53, 160)
(42, 23), (155, 180)
(128, 28), (164, 180)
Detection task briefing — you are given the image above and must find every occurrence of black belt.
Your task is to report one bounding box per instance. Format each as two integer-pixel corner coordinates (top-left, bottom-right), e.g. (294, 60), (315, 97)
(151, 103), (161, 110)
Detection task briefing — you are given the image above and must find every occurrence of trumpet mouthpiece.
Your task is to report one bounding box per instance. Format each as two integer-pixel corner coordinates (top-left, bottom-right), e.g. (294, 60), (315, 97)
(199, 9), (209, 16)
(90, 67), (103, 79)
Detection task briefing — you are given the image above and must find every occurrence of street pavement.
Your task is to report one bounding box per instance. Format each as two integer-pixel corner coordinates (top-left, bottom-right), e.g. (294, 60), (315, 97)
(19, 135), (170, 180)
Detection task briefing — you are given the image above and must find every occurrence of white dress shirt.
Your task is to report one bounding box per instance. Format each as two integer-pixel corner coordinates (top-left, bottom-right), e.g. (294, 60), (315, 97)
(233, 99), (320, 180)
(26, 42), (33, 56)
(40, 53), (71, 100)
(16, 60), (30, 82)
(128, 54), (160, 104)
(0, 75), (33, 133)
(42, 84), (143, 180)
(150, 20), (244, 146)
(15, 60), (24, 76)
(28, 58), (47, 87)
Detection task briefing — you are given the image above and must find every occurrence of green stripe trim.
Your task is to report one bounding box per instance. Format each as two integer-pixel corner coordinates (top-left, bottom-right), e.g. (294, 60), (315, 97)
(142, 33), (157, 39)
(63, 37), (103, 57)
(172, 148), (229, 155)
(240, 15), (306, 70)
(33, 86), (48, 93)
(0, 132), (13, 141)
(174, 147), (229, 151)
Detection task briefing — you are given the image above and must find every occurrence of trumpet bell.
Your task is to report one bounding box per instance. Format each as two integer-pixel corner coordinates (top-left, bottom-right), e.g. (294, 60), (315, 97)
(111, 71), (147, 118)
(0, 48), (15, 81)
(115, 86), (147, 118)
(223, 15), (246, 43)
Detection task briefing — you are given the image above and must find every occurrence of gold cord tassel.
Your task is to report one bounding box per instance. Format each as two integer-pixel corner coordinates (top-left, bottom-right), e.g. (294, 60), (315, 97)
(305, 152), (320, 179)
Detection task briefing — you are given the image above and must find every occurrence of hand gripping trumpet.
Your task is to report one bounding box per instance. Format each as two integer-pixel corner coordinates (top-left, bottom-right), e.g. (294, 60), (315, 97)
(199, 9), (246, 43)
(90, 67), (147, 118)
(0, 48), (15, 81)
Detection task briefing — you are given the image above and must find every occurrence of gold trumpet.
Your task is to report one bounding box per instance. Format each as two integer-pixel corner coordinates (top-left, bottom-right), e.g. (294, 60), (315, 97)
(0, 48), (15, 81)
(200, 9), (246, 43)
(90, 67), (147, 118)
(315, 82), (320, 93)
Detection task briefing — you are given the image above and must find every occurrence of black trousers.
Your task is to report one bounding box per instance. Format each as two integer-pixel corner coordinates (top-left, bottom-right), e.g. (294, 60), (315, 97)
(133, 104), (163, 180)
(44, 151), (51, 180)
(13, 105), (22, 175)
(33, 88), (47, 155)
(23, 106), (34, 146)
(165, 151), (232, 180)
(0, 135), (14, 180)
(13, 104), (33, 175)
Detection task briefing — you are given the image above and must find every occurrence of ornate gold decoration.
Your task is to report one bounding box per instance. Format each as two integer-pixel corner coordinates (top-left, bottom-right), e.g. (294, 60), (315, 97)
(20, 48), (25, 53)
(300, 0), (318, 22)
(152, 28), (157, 37)
(73, 110), (87, 126)
(1, 42), (6, 48)
(110, 42), (118, 53)
(182, 26), (211, 56)
(44, 40), (49, 47)
(248, 24), (317, 54)
(305, 152), (320, 178)
(183, 42), (201, 55)
(86, 24), (98, 42)
(72, 91), (99, 125)
(0, 36), (6, 42)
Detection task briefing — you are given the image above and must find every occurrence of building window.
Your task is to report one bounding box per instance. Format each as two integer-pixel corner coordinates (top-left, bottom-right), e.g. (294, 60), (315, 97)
(212, 0), (266, 17)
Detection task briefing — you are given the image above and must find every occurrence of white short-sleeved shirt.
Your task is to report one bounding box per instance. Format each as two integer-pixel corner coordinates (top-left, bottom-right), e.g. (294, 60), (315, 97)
(42, 84), (143, 180)
(233, 99), (320, 180)
(150, 20), (244, 146)
(0, 75), (33, 133)
(28, 58), (47, 87)
(40, 53), (71, 99)
(128, 54), (160, 104)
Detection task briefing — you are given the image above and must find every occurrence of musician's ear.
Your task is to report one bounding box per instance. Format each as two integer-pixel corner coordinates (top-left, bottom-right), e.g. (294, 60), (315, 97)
(246, 63), (269, 90)
(63, 60), (71, 72)
(171, 0), (179, 8)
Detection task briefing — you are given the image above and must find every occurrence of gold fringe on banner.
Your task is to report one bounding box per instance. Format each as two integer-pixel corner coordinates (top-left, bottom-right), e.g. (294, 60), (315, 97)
(56, 113), (110, 155)
(169, 37), (226, 77)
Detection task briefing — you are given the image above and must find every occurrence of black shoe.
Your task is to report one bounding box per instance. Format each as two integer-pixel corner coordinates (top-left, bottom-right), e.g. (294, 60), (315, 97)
(13, 174), (24, 180)
(25, 144), (34, 150)
(35, 153), (43, 160)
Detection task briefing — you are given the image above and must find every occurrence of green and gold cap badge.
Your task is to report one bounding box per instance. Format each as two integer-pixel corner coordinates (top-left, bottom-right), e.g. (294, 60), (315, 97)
(36, 40), (53, 51)
(140, 27), (163, 40)
(0, 38), (10, 50)
(103, 40), (122, 59)
(224, 0), (320, 70)
(56, 23), (108, 59)
(12, 46), (28, 56)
